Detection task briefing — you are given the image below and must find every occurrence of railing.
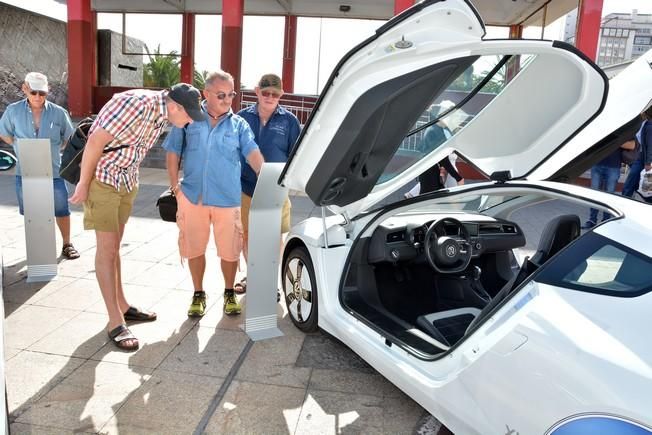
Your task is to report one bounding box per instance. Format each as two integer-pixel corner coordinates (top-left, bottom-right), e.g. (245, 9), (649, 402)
(240, 90), (318, 125)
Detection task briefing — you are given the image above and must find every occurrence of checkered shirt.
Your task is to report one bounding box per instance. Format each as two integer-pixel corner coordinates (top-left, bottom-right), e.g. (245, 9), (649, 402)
(90, 89), (168, 191)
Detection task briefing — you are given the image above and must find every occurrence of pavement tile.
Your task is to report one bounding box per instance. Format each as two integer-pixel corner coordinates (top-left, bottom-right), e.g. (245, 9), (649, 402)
(235, 335), (311, 389)
(10, 422), (86, 434)
(6, 351), (85, 417)
(205, 380), (305, 435)
(158, 325), (249, 378)
(33, 278), (102, 311)
(15, 360), (152, 433)
(125, 262), (187, 290)
(56, 252), (99, 279)
(122, 237), (179, 263)
(90, 318), (195, 369)
(83, 284), (172, 316)
(4, 305), (80, 349)
(100, 369), (225, 434)
(28, 312), (110, 359)
(295, 389), (422, 435)
(309, 368), (405, 398)
(2, 275), (77, 307)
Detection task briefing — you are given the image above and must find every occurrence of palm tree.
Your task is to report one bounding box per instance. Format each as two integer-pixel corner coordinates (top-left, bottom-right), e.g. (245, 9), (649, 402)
(193, 69), (209, 90)
(143, 44), (180, 88)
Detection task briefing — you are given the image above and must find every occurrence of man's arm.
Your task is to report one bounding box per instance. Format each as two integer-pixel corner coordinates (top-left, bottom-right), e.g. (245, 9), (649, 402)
(246, 148), (264, 175)
(69, 127), (114, 204)
(0, 134), (12, 145)
(166, 152), (181, 193)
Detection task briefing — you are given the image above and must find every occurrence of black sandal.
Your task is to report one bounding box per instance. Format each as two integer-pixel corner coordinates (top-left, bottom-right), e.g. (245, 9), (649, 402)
(61, 243), (80, 260)
(124, 306), (157, 322)
(108, 324), (139, 351)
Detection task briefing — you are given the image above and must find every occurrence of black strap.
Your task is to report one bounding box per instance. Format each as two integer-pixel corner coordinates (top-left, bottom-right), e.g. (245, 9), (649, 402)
(102, 144), (130, 154)
(178, 124), (187, 170)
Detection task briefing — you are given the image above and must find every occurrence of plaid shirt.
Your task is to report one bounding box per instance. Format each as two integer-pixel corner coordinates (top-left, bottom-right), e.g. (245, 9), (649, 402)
(90, 89), (168, 191)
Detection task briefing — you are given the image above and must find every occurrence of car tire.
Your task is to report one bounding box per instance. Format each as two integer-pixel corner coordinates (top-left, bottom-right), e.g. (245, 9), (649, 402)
(282, 246), (319, 332)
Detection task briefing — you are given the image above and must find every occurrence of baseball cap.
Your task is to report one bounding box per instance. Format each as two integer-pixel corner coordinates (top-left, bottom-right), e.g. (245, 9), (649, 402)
(25, 72), (49, 92)
(258, 74), (283, 92)
(168, 83), (206, 122)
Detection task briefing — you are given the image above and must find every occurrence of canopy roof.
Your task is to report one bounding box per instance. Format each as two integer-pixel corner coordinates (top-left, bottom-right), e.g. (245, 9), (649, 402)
(84, 0), (579, 26)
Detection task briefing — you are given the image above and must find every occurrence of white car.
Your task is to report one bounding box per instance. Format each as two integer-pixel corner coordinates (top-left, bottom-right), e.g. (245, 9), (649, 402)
(277, 1), (652, 434)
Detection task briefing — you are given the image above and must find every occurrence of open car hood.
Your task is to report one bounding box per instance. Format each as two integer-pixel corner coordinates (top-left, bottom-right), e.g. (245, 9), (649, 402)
(279, 0), (608, 218)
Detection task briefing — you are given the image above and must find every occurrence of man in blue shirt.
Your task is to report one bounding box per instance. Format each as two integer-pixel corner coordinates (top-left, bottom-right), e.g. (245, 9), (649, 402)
(583, 149), (622, 229)
(163, 70), (264, 317)
(0, 72), (80, 259)
(235, 74), (301, 299)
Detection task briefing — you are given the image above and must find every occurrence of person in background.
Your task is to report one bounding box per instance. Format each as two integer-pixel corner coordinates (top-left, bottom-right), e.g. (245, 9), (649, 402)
(583, 148), (623, 229)
(622, 106), (652, 198)
(234, 74), (301, 300)
(69, 83), (204, 351)
(0, 72), (79, 259)
(163, 70), (264, 319)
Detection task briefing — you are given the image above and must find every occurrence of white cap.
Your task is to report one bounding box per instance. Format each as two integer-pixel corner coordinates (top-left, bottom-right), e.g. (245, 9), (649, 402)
(25, 72), (48, 92)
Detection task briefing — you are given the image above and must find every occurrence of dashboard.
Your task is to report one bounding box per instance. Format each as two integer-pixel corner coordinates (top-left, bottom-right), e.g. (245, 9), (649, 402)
(367, 214), (526, 264)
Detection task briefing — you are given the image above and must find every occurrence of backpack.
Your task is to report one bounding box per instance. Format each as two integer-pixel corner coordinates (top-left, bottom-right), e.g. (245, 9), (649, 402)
(59, 115), (129, 184)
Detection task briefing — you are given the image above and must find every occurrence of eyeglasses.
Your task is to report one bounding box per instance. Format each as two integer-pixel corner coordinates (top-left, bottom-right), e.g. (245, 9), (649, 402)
(261, 90), (281, 99)
(29, 90), (47, 97)
(206, 90), (237, 100)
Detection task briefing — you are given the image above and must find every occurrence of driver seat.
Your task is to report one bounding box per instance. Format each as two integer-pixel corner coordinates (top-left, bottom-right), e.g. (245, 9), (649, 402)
(416, 214), (581, 347)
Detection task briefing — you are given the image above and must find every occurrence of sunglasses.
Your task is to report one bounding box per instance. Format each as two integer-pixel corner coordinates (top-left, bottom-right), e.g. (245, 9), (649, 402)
(207, 90), (237, 100)
(29, 90), (47, 97)
(261, 90), (281, 99)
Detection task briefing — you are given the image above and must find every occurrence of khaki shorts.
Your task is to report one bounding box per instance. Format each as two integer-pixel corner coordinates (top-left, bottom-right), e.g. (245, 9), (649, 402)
(176, 190), (242, 262)
(241, 193), (291, 236)
(83, 178), (138, 232)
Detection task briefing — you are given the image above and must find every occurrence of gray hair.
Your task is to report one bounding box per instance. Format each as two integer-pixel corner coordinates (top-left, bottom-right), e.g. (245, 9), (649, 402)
(205, 70), (234, 87)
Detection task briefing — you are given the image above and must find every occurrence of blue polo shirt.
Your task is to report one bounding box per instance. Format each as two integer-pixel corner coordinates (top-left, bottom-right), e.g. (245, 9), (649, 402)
(162, 106), (259, 207)
(237, 104), (301, 196)
(0, 99), (74, 177)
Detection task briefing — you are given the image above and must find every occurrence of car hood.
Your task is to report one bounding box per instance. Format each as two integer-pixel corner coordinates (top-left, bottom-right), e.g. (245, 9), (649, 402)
(279, 0), (608, 218)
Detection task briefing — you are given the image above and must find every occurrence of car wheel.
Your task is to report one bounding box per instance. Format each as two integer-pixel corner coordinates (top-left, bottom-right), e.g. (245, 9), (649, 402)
(282, 246), (318, 332)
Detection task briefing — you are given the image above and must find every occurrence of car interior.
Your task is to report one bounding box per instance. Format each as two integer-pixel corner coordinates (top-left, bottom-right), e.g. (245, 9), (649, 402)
(340, 190), (591, 359)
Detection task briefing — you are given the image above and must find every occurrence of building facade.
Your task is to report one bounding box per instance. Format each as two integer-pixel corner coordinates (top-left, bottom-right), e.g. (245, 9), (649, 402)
(597, 10), (652, 67)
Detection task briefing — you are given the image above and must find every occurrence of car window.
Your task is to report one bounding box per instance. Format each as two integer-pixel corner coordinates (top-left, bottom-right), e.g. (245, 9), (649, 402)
(376, 54), (535, 185)
(536, 232), (652, 297)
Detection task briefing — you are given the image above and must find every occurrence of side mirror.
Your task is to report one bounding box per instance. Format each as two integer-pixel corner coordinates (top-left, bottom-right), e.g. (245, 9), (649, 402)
(0, 150), (17, 171)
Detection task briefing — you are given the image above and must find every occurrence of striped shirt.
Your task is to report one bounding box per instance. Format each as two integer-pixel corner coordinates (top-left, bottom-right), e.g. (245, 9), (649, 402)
(90, 89), (168, 191)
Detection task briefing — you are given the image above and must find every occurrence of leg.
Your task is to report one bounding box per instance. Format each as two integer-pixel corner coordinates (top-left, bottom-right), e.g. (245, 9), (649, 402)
(587, 166), (601, 225)
(235, 193), (252, 293)
(213, 207), (243, 315)
(95, 230), (129, 331)
(188, 255), (206, 292)
(622, 158), (643, 197)
(221, 259), (238, 289)
(54, 178), (79, 258)
(602, 166), (621, 221)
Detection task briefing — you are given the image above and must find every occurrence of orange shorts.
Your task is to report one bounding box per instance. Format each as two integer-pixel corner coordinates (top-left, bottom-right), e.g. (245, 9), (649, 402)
(176, 190), (243, 262)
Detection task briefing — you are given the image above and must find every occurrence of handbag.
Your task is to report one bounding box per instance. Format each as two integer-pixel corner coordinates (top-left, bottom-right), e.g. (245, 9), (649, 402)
(156, 126), (187, 222)
(621, 139), (640, 166)
(60, 116), (129, 184)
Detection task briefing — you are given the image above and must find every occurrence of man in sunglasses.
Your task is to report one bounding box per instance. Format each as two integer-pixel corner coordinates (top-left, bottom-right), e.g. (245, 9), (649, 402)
(235, 74), (301, 300)
(69, 82), (204, 351)
(0, 72), (80, 260)
(163, 70), (264, 318)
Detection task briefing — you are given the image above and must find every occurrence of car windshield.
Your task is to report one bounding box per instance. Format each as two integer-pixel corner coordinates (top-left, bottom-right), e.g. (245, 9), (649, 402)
(393, 192), (525, 215)
(376, 54), (535, 185)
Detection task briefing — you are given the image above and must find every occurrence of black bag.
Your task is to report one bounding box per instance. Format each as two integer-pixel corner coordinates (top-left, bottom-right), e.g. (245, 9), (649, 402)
(156, 126), (187, 222)
(59, 115), (129, 184)
(621, 139), (641, 166)
(156, 188), (178, 222)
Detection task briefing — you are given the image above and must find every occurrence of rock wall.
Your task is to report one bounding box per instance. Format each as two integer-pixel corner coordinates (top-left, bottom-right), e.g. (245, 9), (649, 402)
(0, 3), (68, 111)
(97, 30), (145, 87)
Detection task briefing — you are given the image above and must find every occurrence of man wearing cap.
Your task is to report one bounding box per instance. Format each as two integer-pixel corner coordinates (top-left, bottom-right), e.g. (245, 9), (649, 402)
(163, 70), (264, 318)
(0, 72), (80, 259)
(235, 73), (301, 299)
(69, 83), (203, 351)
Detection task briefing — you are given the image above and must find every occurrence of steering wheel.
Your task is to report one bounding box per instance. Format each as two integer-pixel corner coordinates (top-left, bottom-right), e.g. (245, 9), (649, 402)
(424, 217), (472, 274)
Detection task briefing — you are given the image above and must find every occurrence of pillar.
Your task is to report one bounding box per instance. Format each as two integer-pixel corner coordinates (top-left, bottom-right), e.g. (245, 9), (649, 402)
(180, 13), (196, 85)
(67, 0), (95, 116)
(221, 0), (244, 111)
(575, 0), (604, 61)
(394, 0), (414, 15)
(282, 15), (297, 93)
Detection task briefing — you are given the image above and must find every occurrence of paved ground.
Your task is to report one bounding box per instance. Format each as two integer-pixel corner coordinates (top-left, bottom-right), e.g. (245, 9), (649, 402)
(1, 170), (443, 435)
(1, 169), (596, 434)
